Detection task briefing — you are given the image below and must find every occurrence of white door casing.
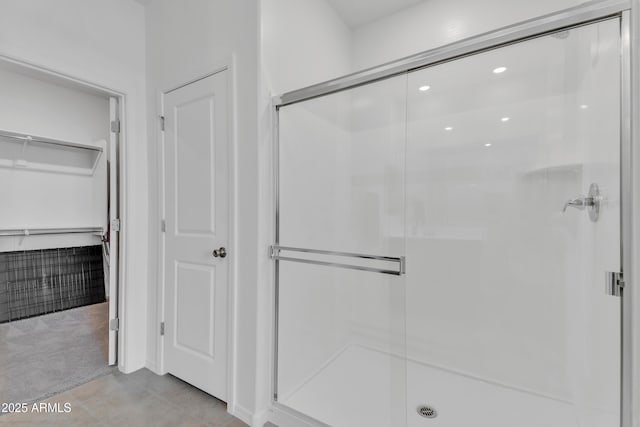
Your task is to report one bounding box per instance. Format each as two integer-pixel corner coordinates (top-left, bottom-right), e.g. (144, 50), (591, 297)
(163, 71), (229, 400)
(108, 96), (119, 367)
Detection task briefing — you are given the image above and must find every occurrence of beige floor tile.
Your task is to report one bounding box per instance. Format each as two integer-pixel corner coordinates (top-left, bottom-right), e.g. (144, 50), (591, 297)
(159, 384), (231, 425)
(0, 368), (251, 427)
(224, 419), (254, 427)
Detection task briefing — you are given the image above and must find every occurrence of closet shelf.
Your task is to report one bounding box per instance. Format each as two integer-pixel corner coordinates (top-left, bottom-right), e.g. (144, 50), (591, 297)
(0, 129), (103, 175)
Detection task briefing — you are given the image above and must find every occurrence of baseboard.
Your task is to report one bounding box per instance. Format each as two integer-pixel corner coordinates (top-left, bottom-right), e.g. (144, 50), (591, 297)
(229, 403), (253, 426)
(252, 408), (270, 427)
(118, 362), (145, 374)
(144, 360), (159, 374)
(231, 404), (277, 427)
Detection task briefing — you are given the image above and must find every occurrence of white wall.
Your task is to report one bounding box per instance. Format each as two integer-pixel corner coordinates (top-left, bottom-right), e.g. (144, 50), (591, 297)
(352, 0), (586, 71)
(0, 67), (109, 252)
(0, 0), (148, 373)
(261, 0), (352, 94)
(144, 0), (259, 423)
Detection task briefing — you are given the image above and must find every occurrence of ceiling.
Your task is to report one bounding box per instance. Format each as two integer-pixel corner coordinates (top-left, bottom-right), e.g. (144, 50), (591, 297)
(133, 0), (425, 28)
(325, 0), (426, 28)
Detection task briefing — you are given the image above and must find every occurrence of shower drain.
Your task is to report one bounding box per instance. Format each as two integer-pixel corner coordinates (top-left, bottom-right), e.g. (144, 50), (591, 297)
(417, 405), (438, 419)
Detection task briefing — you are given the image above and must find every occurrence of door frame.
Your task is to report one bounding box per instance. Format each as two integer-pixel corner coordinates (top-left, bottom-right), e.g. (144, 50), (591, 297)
(107, 95), (121, 366)
(268, 1), (640, 426)
(156, 61), (238, 411)
(0, 53), (126, 369)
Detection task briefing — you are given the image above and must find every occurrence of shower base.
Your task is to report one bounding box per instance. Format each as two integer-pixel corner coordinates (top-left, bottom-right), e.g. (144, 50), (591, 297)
(280, 345), (617, 427)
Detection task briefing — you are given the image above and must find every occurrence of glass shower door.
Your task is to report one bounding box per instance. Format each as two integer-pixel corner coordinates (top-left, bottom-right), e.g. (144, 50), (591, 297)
(275, 75), (408, 427)
(405, 18), (621, 427)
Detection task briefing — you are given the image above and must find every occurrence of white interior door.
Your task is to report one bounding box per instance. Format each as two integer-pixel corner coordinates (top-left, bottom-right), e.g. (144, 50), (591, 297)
(163, 71), (229, 400)
(108, 96), (119, 366)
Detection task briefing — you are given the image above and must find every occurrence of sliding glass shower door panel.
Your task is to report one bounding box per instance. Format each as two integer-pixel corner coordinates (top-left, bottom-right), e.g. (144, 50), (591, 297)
(276, 75), (407, 427)
(277, 262), (406, 427)
(278, 76), (407, 256)
(405, 18), (621, 427)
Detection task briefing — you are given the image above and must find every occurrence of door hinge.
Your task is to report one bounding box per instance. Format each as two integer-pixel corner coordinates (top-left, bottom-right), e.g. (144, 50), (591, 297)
(605, 271), (624, 297)
(109, 318), (119, 331)
(160, 116), (165, 131)
(161, 219), (166, 233)
(111, 218), (121, 232)
(160, 322), (165, 336)
(110, 119), (121, 134)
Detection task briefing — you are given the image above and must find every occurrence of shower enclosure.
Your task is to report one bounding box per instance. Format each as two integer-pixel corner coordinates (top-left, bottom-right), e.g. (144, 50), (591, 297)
(271, 2), (631, 427)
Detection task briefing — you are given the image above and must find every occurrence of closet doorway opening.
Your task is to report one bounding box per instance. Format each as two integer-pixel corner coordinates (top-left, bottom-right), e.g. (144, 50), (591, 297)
(0, 56), (124, 404)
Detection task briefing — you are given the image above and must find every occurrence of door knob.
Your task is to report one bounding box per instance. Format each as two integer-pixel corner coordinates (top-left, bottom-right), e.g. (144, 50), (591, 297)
(213, 247), (227, 258)
(562, 183), (601, 222)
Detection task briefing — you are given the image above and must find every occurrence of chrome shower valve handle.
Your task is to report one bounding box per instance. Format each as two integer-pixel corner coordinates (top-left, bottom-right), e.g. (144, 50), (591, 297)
(562, 183), (601, 222)
(563, 196), (591, 212)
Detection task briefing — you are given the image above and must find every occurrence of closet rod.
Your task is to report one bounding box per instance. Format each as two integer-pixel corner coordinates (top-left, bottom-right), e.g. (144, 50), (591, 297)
(0, 227), (104, 237)
(0, 130), (103, 152)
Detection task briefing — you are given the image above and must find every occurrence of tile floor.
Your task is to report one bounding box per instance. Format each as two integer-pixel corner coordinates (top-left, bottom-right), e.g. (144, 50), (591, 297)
(0, 368), (252, 426)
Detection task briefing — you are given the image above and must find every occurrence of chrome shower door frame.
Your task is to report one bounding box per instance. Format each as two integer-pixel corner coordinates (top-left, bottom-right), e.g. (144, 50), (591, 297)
(271, 1), (637, 426)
